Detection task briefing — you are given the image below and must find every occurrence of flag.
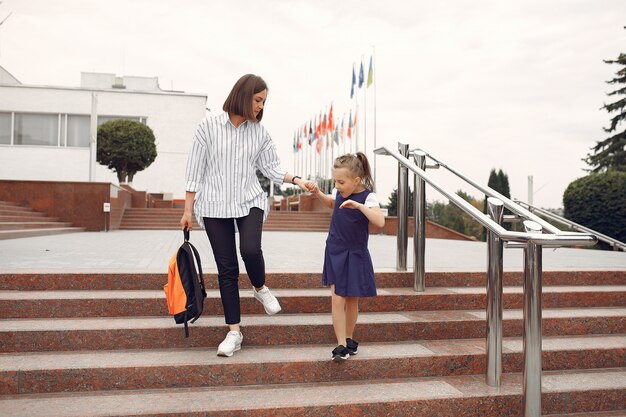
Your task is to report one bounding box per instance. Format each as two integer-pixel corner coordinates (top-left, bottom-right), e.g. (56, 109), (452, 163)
(350, 66), (356, 98)
(333, 127), (339, 145)
(309, 119), (313, 144)
(358, 60), (364, 88)
(340, 116), (345, 140)
(316, 136), (323, 154)
(321, 111), (327, 136)
(315, 115), (321, 139)
(347, 109), (353, 138)
(367, 56), (373, 87)
(328, 104), (334, 132)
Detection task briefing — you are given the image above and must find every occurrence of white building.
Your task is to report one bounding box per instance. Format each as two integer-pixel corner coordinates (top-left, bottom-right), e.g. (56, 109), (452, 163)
(0, 66), (207, 198)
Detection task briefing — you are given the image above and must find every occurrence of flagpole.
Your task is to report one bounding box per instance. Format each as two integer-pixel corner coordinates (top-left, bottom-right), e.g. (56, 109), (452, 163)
(363, 54), (367, 159)
(372, 46), (377, 190)
(342, 114), (346, 155)
(354, 62), (359, 153)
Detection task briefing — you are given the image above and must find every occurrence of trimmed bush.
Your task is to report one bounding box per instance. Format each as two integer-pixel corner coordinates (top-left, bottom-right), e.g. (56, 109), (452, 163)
(563, 171), (626, 244)
(97, 119), (157, 184)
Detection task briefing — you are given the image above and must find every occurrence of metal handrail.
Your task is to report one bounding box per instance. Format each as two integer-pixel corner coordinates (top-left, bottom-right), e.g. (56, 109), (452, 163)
(375, 143), (598, 417)
(415, 149), (570, 235)
(514, 200), (626, 251)
(375, 146), (597, 246)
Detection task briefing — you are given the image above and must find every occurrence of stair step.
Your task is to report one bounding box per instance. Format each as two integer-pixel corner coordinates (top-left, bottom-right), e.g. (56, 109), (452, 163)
(0, 215), (58, 222)
(2, 286), (624, 318)
(0, 201), (24, 208)
(0, 222), (73, 231)
(1, 271), (623, 291)
(545, 411), (626, 416)
(2, 307), (624, 352)
(0, 208), (43, 216)
(0, 368), (623, 417)
(0, 335), (623, 394)
(118, 208), (331, 231)
(0, 228), (85, 240)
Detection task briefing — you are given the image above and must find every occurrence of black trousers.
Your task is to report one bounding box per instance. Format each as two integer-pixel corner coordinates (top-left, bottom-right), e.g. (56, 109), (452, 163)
(203, 208), (265, 325)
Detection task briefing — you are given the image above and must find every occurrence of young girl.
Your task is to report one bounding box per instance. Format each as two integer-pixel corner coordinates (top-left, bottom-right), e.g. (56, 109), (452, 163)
(181, 74), (310, 357)
(307, 152), (385, 361)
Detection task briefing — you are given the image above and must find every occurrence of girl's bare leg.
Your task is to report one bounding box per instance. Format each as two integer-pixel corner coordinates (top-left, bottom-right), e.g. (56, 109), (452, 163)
(331, 285), (347, 346)
(345, 297), (359, 339)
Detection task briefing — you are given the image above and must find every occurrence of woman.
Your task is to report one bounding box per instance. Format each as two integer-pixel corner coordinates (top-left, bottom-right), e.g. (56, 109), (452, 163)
(181, 74), (309, 357)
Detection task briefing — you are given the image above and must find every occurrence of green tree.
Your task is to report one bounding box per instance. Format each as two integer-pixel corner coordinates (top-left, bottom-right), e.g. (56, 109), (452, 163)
(428, 190), (484, 239)
(584, 46), (626, 172)
(482, 168), (512, 238)
(484, 168), (511, 212)
(97, 120), (157, 184)
(563, 171), (626, 247)
(386, 187), (414, 217)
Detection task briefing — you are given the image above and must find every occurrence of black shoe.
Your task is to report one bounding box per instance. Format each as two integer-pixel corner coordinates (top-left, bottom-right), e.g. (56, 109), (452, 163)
(332, 345), (349, 362)
(346, 338), (359, 355)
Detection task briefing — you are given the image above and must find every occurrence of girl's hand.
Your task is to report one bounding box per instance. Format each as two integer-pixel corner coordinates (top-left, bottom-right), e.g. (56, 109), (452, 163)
(305, 181), (319, 193)
(339, 199), (363, 210)
(180, 212), (194, 231)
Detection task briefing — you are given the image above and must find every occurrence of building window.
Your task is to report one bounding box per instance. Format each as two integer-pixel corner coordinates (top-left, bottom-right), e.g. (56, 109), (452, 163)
(14, 113), (59, 146)
(1, 113), (146, 147)
(67, 115), (90, 147)
(0, 112), (11, 144)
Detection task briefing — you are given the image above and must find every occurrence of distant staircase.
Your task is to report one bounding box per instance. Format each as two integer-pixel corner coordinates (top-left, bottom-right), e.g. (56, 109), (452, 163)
(0, 201), (84, 240)
(119, 208), (331, 231)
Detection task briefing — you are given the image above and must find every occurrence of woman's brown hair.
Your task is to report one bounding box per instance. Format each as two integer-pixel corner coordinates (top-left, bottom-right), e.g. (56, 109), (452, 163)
(222, 74), (268, 121)
(334, 152), (375, 191)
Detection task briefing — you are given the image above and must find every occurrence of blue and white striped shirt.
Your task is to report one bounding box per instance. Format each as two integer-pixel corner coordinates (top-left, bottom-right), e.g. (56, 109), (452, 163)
(185, 112), (286, 226)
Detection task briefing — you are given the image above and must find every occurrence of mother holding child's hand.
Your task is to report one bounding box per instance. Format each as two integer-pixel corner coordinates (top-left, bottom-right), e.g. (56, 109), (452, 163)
(181, 74), (311, 357)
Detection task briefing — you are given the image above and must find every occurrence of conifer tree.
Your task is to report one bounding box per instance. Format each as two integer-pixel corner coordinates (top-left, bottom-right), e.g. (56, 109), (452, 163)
(584, 39), (626, 172)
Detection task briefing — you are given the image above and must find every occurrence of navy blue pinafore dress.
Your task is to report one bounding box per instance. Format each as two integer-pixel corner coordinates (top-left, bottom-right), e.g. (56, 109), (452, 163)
(322, 189), (377, 297)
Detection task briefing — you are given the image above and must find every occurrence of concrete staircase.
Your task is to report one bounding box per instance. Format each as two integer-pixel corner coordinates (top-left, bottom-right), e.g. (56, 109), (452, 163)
(0, 201), (84, 240)
(119, 208), (331, 231)
(0, 270), (624, 416)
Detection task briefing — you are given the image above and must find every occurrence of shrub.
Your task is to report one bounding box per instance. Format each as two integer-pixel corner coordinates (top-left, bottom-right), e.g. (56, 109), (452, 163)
(563, 171), (626, 245)
(97, 119), (157, 183)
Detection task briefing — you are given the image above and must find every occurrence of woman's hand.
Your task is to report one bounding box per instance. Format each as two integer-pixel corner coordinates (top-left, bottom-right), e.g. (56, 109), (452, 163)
(181, 192), (196, 230)
(294, 178), (309, 192)
(180, 212), (194, 231)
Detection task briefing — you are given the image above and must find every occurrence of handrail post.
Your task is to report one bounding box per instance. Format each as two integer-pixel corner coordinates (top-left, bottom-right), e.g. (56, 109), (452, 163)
(412, 150), (426, 291)
(523, 220), (543, 417)
(486, 197), (504, 386)
(396, 142), (409, 271)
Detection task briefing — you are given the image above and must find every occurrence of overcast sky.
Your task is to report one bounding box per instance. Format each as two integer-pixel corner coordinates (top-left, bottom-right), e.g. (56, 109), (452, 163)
(1, 0), (624, 208)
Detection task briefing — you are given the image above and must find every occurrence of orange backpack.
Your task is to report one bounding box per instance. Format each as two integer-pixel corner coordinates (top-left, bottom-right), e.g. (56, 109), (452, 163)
(164, 229), (207, 337)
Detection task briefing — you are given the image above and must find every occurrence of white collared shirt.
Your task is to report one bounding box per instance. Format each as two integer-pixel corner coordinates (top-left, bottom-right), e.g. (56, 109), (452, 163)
(185, 112), (286, 226)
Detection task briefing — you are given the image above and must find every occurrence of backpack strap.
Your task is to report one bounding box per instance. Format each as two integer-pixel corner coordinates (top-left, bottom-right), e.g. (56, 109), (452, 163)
(188, 241), (206, 323)
(183, 310), (189, 338)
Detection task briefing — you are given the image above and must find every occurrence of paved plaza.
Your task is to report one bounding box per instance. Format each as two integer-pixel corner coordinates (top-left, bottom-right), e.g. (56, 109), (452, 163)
(0, 230), (624, 274)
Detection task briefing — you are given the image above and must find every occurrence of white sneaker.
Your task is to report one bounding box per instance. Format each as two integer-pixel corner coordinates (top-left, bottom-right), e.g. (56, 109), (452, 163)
(216, 331), (243, 357)
(253, 286), (282, 315)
